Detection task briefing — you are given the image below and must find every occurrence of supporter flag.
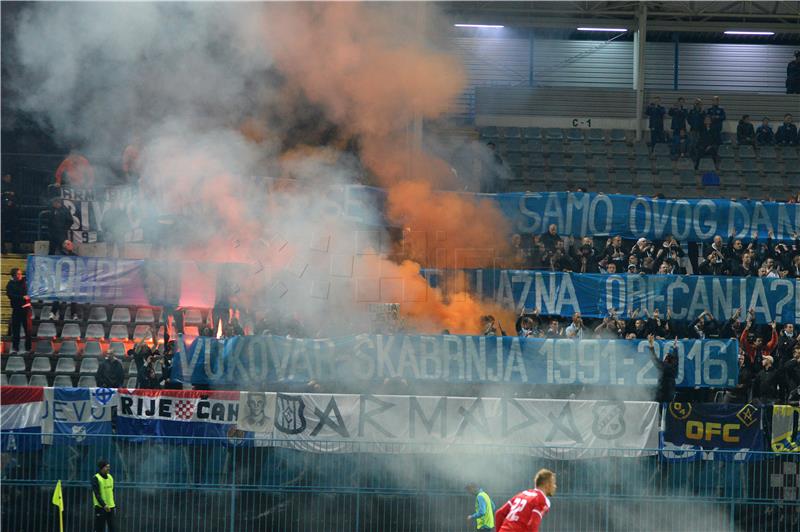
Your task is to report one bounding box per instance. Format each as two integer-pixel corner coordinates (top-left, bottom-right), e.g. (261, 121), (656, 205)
(42, 387), (115, 445)
(115, 388), (241, 444)
(770, 405), (800, 452)
(0, 386), (44, 451)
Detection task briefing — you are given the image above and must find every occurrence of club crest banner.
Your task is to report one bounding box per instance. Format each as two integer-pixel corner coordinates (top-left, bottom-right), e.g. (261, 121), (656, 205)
(661, 402), (765, 461)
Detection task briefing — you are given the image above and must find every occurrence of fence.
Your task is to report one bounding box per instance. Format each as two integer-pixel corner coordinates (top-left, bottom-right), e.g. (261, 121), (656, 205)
(1, 433), (797, 532)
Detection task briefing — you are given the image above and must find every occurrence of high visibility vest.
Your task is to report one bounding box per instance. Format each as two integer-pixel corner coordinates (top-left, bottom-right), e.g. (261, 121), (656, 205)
(475, 490), (494, 529)
(93, 473), (115, 508)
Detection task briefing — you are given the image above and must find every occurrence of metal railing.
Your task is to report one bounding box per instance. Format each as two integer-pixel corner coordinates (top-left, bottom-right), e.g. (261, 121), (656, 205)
(1, 433), (798, 532)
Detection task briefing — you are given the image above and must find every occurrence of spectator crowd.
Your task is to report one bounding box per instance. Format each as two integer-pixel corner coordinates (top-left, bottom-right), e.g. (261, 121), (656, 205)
(645, 95), (798, 172)
(506, 223), (800, 279)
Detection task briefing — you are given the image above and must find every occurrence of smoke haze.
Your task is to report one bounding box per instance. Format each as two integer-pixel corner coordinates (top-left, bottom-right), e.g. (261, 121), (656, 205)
(4, 1), (512, 335)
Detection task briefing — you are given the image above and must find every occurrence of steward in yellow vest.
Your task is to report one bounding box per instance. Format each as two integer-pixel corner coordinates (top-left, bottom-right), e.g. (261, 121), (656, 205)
(91, 459), (117, 532)
(466, 483), (496, 530)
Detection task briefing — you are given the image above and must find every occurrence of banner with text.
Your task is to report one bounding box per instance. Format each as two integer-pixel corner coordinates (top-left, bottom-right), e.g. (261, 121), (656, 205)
(661, 402), (765, 461)
(236, 393), (659, 456)
(172, 335), (739, 389)
(26, 255), (248, 307)
(493, 192), (799, 242)
(424, 270), (799, 325)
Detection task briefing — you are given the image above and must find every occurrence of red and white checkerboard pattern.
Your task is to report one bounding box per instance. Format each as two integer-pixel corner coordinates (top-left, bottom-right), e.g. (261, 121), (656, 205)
(174, 400), (196, 421)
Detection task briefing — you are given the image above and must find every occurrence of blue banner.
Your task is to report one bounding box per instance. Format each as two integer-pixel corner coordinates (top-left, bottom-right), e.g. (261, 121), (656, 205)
(26, 255), (249, 307)
(172, 334), (739, 389)
(493, 192), (800, 242)
(424, 270), (799, 325)
(42, 387), (114, 445)
(661, 403), (765, 461)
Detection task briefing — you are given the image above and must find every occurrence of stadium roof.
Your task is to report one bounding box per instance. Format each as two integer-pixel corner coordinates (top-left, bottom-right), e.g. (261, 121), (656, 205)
(446, 1), (800, 35)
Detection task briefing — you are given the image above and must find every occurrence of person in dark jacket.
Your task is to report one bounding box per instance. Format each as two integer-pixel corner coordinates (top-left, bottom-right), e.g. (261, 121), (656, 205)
(736, 115), (755, 146)
(96, 351), (125, 388)
(787, 50), (800, 94)
(648, 335), (678, 403)
(756, 117), (775, 145)
(775, 323), (798, 367)
(686, 99), (704, 155)
(668, 97), (688, 137)
(645, 96), (666, 150)
(6, 268), (32, 353)
(540, 224), (561, 253)
(776, 114), (798, 146)
(693, 115), (721, 170)
(752, 355), (781, 404)
(706, 96), (726, 138)
(2, 174), (20, 253)
(45, 197), (74, 255)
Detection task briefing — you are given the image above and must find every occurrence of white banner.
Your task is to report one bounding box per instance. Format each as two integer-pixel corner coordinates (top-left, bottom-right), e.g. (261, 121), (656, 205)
(237, 393), (660, 457)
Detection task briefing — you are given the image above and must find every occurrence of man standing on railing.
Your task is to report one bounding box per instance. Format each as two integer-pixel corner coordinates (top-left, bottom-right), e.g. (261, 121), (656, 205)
(91, 459), (117, 532)
(466, 483), (495, 531)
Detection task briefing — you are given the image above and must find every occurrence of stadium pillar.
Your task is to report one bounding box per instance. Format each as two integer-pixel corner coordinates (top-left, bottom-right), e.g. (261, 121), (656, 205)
(633, 3), (648, 142)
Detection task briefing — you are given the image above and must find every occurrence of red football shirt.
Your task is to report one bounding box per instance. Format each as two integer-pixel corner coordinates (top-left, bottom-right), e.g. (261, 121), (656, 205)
(495, 488), (551, 532)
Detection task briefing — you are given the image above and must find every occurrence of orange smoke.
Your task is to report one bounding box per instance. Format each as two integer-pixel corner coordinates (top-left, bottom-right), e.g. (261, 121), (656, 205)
(261, 3), (512, 333)
(355, 257), (516, 335)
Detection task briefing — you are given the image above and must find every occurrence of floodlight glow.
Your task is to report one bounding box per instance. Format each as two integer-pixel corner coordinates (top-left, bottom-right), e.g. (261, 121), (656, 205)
(577, 27), (628, 32)
(724, 30), (775, 35)
(454, 24), (505, 29)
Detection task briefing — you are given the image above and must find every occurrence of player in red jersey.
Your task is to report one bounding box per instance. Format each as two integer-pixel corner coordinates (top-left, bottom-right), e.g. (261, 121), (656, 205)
(494, 469), (556, 532)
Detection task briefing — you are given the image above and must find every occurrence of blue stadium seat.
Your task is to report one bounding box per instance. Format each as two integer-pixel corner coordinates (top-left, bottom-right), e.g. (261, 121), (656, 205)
(504, 127), (521, 138)
(653, 143), (670, 158)
(522, 127), (541, 140)
(635, 156), (652, 171)
(567, 129), (584, 142)
(634, 143), (650, 157)
(545, 128), (564, 141)
(587, 129), (605, 142)
(610, 129), (627, 142)
(548, 153), (565, 168)
(611, 143), (629, 156)
(718, 145), (735, 159)
(588, 143), (607, 156)
(109, 325), (129, 341)
(34, 341), (54, 355)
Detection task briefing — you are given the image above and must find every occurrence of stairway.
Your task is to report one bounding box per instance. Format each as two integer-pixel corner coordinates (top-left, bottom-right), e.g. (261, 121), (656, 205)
(1, 253), (30, 335)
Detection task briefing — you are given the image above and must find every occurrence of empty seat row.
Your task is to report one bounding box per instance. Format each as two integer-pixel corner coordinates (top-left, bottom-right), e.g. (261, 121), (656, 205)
(29, 340), (126, 357)
(2, 355), (101, 374)
(0, 373), (138, 388)
(35, 306), (160, 324)
(33, 322), (159, 341)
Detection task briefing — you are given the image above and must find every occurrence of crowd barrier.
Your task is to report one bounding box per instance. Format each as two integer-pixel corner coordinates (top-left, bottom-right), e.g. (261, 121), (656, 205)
(1, 432), (798, 531)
